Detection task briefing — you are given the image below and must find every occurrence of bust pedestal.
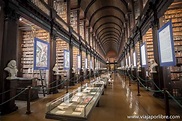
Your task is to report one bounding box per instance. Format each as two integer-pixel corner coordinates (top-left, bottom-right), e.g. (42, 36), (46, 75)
(80, 69), (84, 82)
(15, 78), (38, 101)
(1, 79), (18, 115)
(69, 72), (75, 86)
(52, 74), (62, 94)
(90, 69), (93, 77)
(85, 69), (89, 79)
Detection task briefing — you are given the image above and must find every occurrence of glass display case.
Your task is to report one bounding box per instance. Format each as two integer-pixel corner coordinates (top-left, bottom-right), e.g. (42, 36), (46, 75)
(93, 77), (108, 88)
(45, 83), (104, 121)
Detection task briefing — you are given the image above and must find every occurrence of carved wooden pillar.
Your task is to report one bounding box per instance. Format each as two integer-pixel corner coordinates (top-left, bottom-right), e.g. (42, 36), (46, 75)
(79, 43), (82, 70)
(68, 33), (73, 87)
(138, 27), (143, 79)
(85, 48), (89, 78)
(151, 2), (165, 97)
(47, 0), (57, 94)
(88, 28), (90, 45)
(83, 20), (86, 41)
(131, 0), (135, 29)
(67, 0), (70, 25)
(79, 42), (83, 82)
(0, 0), (4, 83)
(0, 1), (19, 114)
(77, 9), (80, 36)
(90, 53), (92, 76)
(138, 27), (147, 82)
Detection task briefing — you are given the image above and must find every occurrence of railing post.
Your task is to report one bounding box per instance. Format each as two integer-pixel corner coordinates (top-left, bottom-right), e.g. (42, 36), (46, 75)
(26, 86), (31, 115)
(137, 79), (141, 96)
(128, 71), (131, 86)
(124, 70), (126, 81)
(164, 89), (170, 121)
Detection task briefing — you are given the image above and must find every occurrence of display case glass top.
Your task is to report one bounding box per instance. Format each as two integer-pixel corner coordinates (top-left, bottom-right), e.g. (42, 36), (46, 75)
(45, 82), (104, 121)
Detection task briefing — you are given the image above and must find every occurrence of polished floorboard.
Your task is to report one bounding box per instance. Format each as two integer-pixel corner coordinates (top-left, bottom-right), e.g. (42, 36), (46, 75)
(1, 73), (182, 121)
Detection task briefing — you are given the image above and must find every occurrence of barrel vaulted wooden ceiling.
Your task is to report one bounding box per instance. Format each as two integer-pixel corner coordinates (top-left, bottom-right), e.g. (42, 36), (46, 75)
(70, 0), (132, 60)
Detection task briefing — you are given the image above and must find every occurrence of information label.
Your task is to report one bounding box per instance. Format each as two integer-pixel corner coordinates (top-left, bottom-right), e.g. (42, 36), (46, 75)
(126, 58), (128, 66)
(64, 50), (70, 70)
(34, 37), (50, 70)
(77, 55), (81, 69)
(85, 58), (87, 69)
(141, 43), (147, 67)
(158, 21), (176, 66)
(133, 51), (137, 67)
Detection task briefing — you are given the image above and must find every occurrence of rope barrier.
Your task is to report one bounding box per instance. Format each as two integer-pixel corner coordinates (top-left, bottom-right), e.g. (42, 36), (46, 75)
(127, 72), (137, 82)
(150, 80), (162, 92)
(0, 73), (96, 104)
(0, 72), (101, 109)
(130, 72), (137, 79)
(47, 80), (67, 90)
(137, 78), (162, 93)
(48, 75), (75, 86)
(118, 71), (182, 109)
(137, 75), (152, 82)
(0, 89), (12, 95)
(0, 87), (28, 106)
(166, 90), (182, 108)
(46, 73), (92, 90)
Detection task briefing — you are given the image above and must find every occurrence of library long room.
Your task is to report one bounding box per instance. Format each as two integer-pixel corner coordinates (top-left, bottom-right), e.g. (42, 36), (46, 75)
(0, 0), (182, 121)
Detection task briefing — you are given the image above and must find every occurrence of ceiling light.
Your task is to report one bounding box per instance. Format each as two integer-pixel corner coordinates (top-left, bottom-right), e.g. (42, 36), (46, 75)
(19, 17), (22, 21)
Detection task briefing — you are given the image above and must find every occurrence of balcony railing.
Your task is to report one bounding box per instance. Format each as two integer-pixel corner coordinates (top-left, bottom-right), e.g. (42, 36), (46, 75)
(55, 15), (69, 32)
(30, 0), (50, 16)
(72, 29), (79, 40)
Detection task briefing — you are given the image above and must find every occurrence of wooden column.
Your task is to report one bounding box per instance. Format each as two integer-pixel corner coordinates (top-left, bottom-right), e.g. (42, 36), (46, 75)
(151, 2), (165, 97)
(138, 27), (147, 82)
(69, 34), (73, 83)
(47, 0), (57, 94)
(85, 48), (89, 78)
(131, 0), (135, 29)
(0, 0), (5, 94)
(0, 1), (19, 114)
(77, 9), (80, 36)
(67, 0), (70, 25)
(79, 43), (82, 70)
(88, 28), (90, 45)
(83, 20), (86, 41)
(0, 0), (5, 115)
(138, 28), (143, 79)
(79, 42), (83, 82)
(48, 36), (56, 93)
(90, 33), (93, 76)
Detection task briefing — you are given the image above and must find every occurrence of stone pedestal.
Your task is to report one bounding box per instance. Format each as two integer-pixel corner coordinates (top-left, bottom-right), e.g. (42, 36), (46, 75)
(1, 79), (18, 115)
(51, 74), (62, 94)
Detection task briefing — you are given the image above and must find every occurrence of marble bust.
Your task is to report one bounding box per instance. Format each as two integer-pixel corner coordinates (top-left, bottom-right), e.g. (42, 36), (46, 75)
(130, 64), (134, 71)
(4, 60), (18, 79)
(149, 59), (158, 73)
(72, 68), (75, 73)
(137, 62), (141, 72)
(52, 64), (60, 75)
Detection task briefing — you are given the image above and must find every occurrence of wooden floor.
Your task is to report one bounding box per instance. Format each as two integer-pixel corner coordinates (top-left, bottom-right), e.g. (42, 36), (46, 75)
(1, 73), (182, 121)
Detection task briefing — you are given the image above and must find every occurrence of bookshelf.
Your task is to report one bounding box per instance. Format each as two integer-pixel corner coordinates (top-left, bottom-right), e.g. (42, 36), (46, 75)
(80, 20), (84, 39)
(163, 2), (182, 98)
(53, 0), (67, 22)
(135, 41), (141, 68)
(73, 46), (79, 72)
(21, 27), (49, 81)
(143, 28), (154, 70)
(88, 54), (90, 70)
(86, 28), (89, 44)
(82, 51), (86, 69)
(56, 39), (69, 78)
(90, 34), (93, 47)
(70, 10), (78, 33)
